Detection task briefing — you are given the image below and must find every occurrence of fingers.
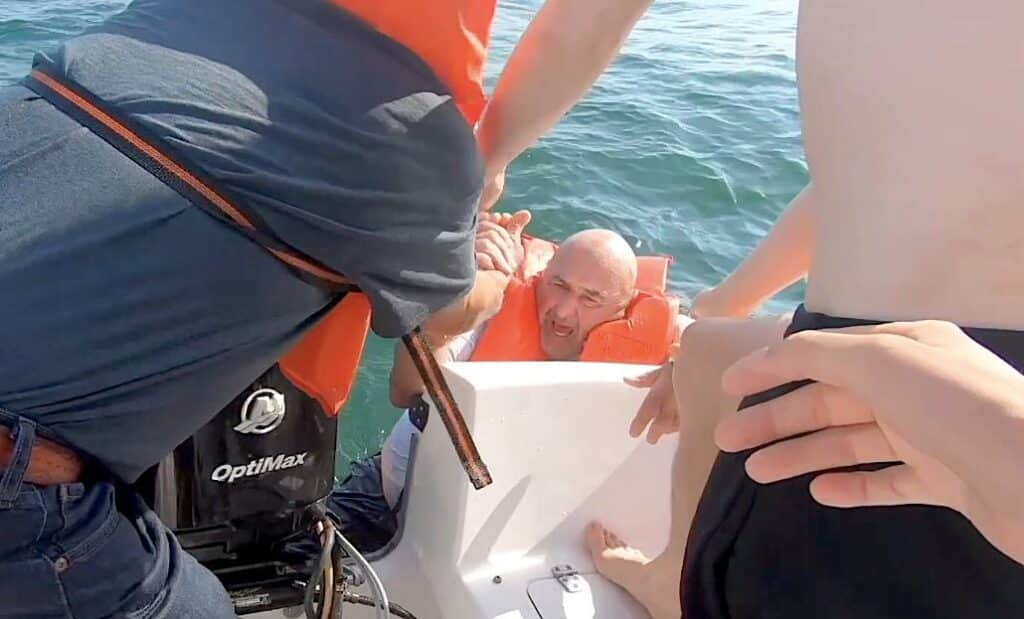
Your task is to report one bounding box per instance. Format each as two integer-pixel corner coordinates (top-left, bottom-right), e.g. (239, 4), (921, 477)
(743, 422), (898, 483)
(481, 210), (531, 232)
(476, 220), (512, 238)
(628, 366), (678, 443)
(809, 465), (941, 509)
(721, 329), (924, 401)
(629, 392), (679, 444)
(477, 213), (528, 275)
(816, 321), (967, 347)
(476, 252), (496, 272)
(646, 402), (680, 444)
(475, 222), (518, 274)
(722, 323), (966, 399)
(715, 382), (874, 453)
(476, 240), (514, 274)
(508, 210), (532, 235)
(629, 390), (659, 439)
(624, 366), (660, 388)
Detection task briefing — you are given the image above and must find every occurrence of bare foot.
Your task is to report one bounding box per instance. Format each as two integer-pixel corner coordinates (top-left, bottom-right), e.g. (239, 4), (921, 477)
(585, 522), (682, 619)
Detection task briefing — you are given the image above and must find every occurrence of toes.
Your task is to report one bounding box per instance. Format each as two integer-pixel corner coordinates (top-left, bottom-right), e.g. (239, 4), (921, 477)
(603, 528), (627, 550)
(585, 522), (608, 556)
(585, 522), (629, 559)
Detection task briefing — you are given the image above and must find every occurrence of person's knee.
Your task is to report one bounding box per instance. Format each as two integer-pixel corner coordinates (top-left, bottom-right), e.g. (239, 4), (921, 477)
(679, 317), (785, 372)
(673, 317), (788, 421)
(676, 318), (749, 382)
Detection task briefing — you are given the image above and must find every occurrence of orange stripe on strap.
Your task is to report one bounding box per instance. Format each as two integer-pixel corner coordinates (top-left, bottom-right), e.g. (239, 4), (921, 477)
(268, 249), (352, 288)
(33, 71), (256, 231)
(31, 70), (353, 289)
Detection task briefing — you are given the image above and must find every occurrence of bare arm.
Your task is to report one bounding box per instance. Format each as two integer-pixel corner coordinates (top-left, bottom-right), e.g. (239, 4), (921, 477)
(389, 269), (509, 407)
(422, 269), (510, 336)
(692, 184), (817, 318)
(475, 0), (653, 208)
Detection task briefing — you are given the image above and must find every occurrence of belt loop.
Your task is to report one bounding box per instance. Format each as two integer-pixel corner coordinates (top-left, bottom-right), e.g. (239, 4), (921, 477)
(0, 418), (37, 509)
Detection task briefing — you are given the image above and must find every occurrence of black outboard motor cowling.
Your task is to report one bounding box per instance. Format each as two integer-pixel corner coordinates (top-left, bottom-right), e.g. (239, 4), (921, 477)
(144, 364), (339, 614)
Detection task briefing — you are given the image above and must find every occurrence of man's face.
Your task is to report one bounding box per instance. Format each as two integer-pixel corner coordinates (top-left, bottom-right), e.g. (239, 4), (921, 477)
(535, 248), (632, 360)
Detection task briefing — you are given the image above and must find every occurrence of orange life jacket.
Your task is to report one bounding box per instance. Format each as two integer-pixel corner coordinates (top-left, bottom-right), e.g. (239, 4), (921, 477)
(471, 237), (680, 365)
(329, 0), (496, 126)
(278, 292), (372, 416)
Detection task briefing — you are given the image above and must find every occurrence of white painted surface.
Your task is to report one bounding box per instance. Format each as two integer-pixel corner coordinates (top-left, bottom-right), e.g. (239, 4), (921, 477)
(253, 361), (675, 619)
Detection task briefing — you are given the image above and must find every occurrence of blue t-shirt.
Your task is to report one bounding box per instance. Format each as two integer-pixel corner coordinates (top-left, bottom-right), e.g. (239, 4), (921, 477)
(0, 0), (481, 482)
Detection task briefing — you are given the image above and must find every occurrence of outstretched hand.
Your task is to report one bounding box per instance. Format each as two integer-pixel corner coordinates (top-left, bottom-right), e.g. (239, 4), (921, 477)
(626, 348), (680, 444)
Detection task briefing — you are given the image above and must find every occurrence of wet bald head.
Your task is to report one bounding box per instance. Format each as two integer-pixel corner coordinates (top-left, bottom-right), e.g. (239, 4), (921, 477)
(536, 229), (638, 360)
(556, 229), (638, 298)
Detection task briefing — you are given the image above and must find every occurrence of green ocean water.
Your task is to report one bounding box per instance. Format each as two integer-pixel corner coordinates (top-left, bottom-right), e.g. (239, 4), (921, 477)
(0, 0), (807, 473)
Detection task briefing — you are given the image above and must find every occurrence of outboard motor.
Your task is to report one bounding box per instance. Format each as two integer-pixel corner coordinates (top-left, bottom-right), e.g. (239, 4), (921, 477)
(151, 363), (339, 613)
(141, 295), (374, 615)
(137, 290), (472, 618)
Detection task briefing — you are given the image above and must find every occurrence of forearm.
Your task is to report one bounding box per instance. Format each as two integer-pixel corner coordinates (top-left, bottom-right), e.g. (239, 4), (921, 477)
(422, 270), (510, 336)
(389, 335), (454, 408)
(389, 270), (510, 407)
(717, 184), (817, 309)
(476, 0), (652, 174)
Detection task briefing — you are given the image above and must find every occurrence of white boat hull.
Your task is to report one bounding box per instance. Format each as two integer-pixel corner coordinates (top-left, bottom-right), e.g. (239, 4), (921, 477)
(254, 361), (675, 619)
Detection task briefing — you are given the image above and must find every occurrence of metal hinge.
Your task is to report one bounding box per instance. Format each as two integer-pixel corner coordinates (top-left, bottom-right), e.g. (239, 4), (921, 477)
(551, 564), (583, 593)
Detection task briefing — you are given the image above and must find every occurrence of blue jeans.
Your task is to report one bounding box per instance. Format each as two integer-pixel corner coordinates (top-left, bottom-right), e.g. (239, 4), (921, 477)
(0, 410), (236, 618)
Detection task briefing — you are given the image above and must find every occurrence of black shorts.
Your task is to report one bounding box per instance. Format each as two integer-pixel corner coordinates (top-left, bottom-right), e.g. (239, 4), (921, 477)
(681, 306), (1024, 619)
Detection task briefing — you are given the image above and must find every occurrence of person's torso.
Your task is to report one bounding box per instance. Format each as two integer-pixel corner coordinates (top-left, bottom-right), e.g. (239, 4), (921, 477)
(329, 0), (497, 125)
(797, 1), (1024, 329)
(48, 0), (483, 337)
(0, 0), (483, 481)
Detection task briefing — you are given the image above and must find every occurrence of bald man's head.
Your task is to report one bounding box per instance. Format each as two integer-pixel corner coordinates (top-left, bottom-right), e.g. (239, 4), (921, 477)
(535, 229), (638, 360)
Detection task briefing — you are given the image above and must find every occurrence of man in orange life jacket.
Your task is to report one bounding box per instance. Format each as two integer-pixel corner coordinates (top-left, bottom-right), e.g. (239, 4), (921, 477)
(327, 212), (688, 550)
